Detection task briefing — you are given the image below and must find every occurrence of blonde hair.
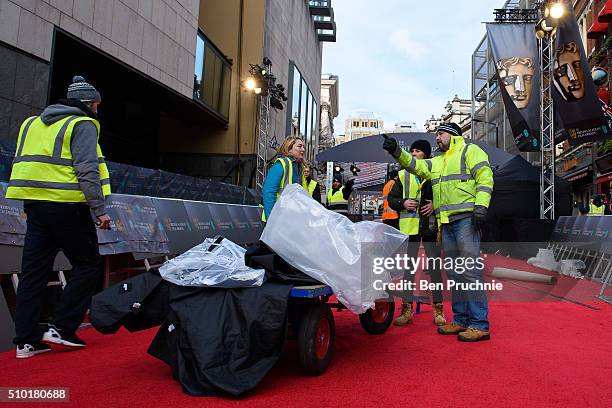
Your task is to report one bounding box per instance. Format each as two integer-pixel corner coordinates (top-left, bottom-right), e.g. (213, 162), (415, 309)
(277, 136), (304, 157)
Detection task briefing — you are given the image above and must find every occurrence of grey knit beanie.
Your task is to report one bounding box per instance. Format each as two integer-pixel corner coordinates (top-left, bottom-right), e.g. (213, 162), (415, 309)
(67, 75), (101, 102)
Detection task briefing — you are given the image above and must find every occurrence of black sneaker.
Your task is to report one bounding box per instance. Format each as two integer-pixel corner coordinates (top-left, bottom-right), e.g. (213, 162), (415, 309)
(16, 342), (52, 359)
(42, 325), (86, 348)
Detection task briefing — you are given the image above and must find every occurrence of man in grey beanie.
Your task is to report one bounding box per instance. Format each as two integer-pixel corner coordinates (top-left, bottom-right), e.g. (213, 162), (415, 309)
(7, 75), (112, 358)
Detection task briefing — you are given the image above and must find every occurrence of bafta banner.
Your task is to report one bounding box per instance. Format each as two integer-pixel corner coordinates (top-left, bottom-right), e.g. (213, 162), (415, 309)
(553, 2), (610, 145)
(487, 23), (541, 152)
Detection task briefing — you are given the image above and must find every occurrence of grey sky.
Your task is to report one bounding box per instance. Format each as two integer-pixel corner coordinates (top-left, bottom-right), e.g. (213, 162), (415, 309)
(321, 0), (502, 134)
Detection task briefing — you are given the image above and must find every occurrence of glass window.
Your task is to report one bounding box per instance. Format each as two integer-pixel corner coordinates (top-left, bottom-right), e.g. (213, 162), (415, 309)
(310, 92), (317, 160)
(291, 66), (301, 135)
(353, 121), (359, 127)
(193, 32), (231, 119)
(300, 78), (308, 137)
(194, 35), (205, 99)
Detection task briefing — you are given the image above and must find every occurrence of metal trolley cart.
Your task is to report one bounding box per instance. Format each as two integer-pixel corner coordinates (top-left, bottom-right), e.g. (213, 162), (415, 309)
(288, 284), (394, 376)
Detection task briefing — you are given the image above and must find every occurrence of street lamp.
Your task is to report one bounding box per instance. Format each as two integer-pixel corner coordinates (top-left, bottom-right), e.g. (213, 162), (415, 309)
(472, 118), (499, 148)
(548, 2), (566, 20)
(244, 78), (256, 91)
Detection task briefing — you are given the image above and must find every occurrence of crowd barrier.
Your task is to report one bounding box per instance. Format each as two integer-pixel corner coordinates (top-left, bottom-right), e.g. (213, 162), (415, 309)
(548, 216), (612, 304)
(0, 184), (264, 268)
(0, 184), (264, 351)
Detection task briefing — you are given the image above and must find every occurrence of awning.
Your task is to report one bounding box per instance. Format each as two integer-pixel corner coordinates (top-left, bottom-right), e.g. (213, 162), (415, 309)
(587, 19), (608, 39)
(598, 1), (612, 23)
(596, 172), (612, 184)
(564, 165), (592, 182)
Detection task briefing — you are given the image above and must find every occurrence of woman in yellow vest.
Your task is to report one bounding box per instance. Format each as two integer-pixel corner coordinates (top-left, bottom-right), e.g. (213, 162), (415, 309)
(387, 140), (446, 327)
(261, 136), (308, 221)
(303, 164), (321, 203)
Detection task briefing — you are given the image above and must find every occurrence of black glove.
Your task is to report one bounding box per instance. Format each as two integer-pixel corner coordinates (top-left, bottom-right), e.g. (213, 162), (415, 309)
(382, 135), (402, 159)
(472, 205), (487, 231)
(345, 179), (355, 188)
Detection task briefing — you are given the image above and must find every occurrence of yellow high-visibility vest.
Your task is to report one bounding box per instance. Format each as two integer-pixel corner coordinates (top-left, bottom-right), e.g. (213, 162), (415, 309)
(398, 170), (422, 236)
(327, 187), (348, 214)
(261, 156), (307, 222)
(589, 203), (605, 216)
(306, 179), (317, 197)
(6, 115), (111, 202)
(397, 136), (493, 224)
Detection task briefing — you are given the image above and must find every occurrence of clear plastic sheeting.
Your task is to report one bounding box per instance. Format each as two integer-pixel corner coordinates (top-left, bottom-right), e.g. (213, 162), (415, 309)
(261, 184), (408, 314)
(159, 236), (265, 288)
(558, 260), (586, 279)
(527, 248), (559, 271)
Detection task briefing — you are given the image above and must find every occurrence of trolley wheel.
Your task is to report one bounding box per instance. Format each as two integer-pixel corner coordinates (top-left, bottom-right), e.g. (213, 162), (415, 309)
(297, 303), (335, 376)
(359, 296), (395, 335)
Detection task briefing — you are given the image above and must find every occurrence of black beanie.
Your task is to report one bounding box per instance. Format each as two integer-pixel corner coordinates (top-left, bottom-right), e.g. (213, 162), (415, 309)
(410, 139), (432, 158)
(437, 122), (462, 136)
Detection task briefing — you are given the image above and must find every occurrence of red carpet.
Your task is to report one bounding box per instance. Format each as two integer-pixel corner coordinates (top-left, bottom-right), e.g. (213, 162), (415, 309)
(1, 256), (611, 407)
(1, 301), (610, 407)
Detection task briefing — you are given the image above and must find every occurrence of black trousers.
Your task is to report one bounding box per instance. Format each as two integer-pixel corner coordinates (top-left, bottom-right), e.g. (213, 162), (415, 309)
(401, 233), (444, 304)
(14, 202), (102, 345)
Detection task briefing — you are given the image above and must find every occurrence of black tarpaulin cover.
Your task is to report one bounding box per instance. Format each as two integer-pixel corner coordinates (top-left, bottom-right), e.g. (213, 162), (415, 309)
(90, 270), (171, 334)
(147, 282), (292, 397)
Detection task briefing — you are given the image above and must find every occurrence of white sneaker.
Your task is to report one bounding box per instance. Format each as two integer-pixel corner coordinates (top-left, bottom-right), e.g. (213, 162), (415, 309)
(42, 326), (86, 348)
(16, 342), (51, 359)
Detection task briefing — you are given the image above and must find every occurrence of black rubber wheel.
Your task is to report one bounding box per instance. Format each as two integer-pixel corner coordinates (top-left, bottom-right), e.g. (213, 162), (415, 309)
(359, 295), (395, 335)
(297, 303), (335, 376)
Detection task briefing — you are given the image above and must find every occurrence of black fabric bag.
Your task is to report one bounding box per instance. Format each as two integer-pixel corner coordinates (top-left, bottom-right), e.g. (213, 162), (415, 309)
(90, 270), (171, 334)
(147, 282), (292, 397)
(245, 241), (320, 285)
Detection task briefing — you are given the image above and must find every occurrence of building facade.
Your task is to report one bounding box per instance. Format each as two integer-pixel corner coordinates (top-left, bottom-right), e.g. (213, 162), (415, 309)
(388, 121), (420, 133)
(0, 0), (336, 187)
(424, 95), (472, 136)
(319, 73), (339, 152)
(555, 0), (612, 209)
(344, 112), (384, 140)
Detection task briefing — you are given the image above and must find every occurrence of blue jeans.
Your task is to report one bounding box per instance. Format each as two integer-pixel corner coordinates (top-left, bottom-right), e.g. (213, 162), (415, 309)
(442, 217), (489, 331)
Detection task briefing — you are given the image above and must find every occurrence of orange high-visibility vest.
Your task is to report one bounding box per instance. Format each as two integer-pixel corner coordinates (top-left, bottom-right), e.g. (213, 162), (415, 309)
(382, 179), (399, 220)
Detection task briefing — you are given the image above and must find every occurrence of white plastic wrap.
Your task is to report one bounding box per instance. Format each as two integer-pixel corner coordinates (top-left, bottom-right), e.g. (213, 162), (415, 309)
(558, 260), (585, 279)
(261, 184), (407, 314)
(527, 248), (559, 271)
(159, 237), (265, 288)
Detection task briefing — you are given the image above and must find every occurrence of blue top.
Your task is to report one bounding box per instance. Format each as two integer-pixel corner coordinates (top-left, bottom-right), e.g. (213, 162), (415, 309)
(262, 156), (302, 219)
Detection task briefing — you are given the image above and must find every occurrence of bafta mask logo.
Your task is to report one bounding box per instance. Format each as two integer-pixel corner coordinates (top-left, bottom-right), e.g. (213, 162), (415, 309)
(497, 57), (534, 109)
(554, 42), (585, 101)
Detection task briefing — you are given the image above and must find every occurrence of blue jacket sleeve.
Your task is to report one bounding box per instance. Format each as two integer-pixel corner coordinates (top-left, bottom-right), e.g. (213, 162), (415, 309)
(262, 161), (284, 219)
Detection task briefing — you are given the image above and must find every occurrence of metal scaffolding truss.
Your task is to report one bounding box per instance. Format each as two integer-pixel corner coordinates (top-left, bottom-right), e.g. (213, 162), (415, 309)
(255, 59), (273, 192)
(539, 31), (556, 220)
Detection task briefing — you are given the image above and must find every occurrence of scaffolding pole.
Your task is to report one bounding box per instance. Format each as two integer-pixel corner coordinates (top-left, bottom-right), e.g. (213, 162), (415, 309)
(539, 30), (556, 220)
(255, 60), (273, 192)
